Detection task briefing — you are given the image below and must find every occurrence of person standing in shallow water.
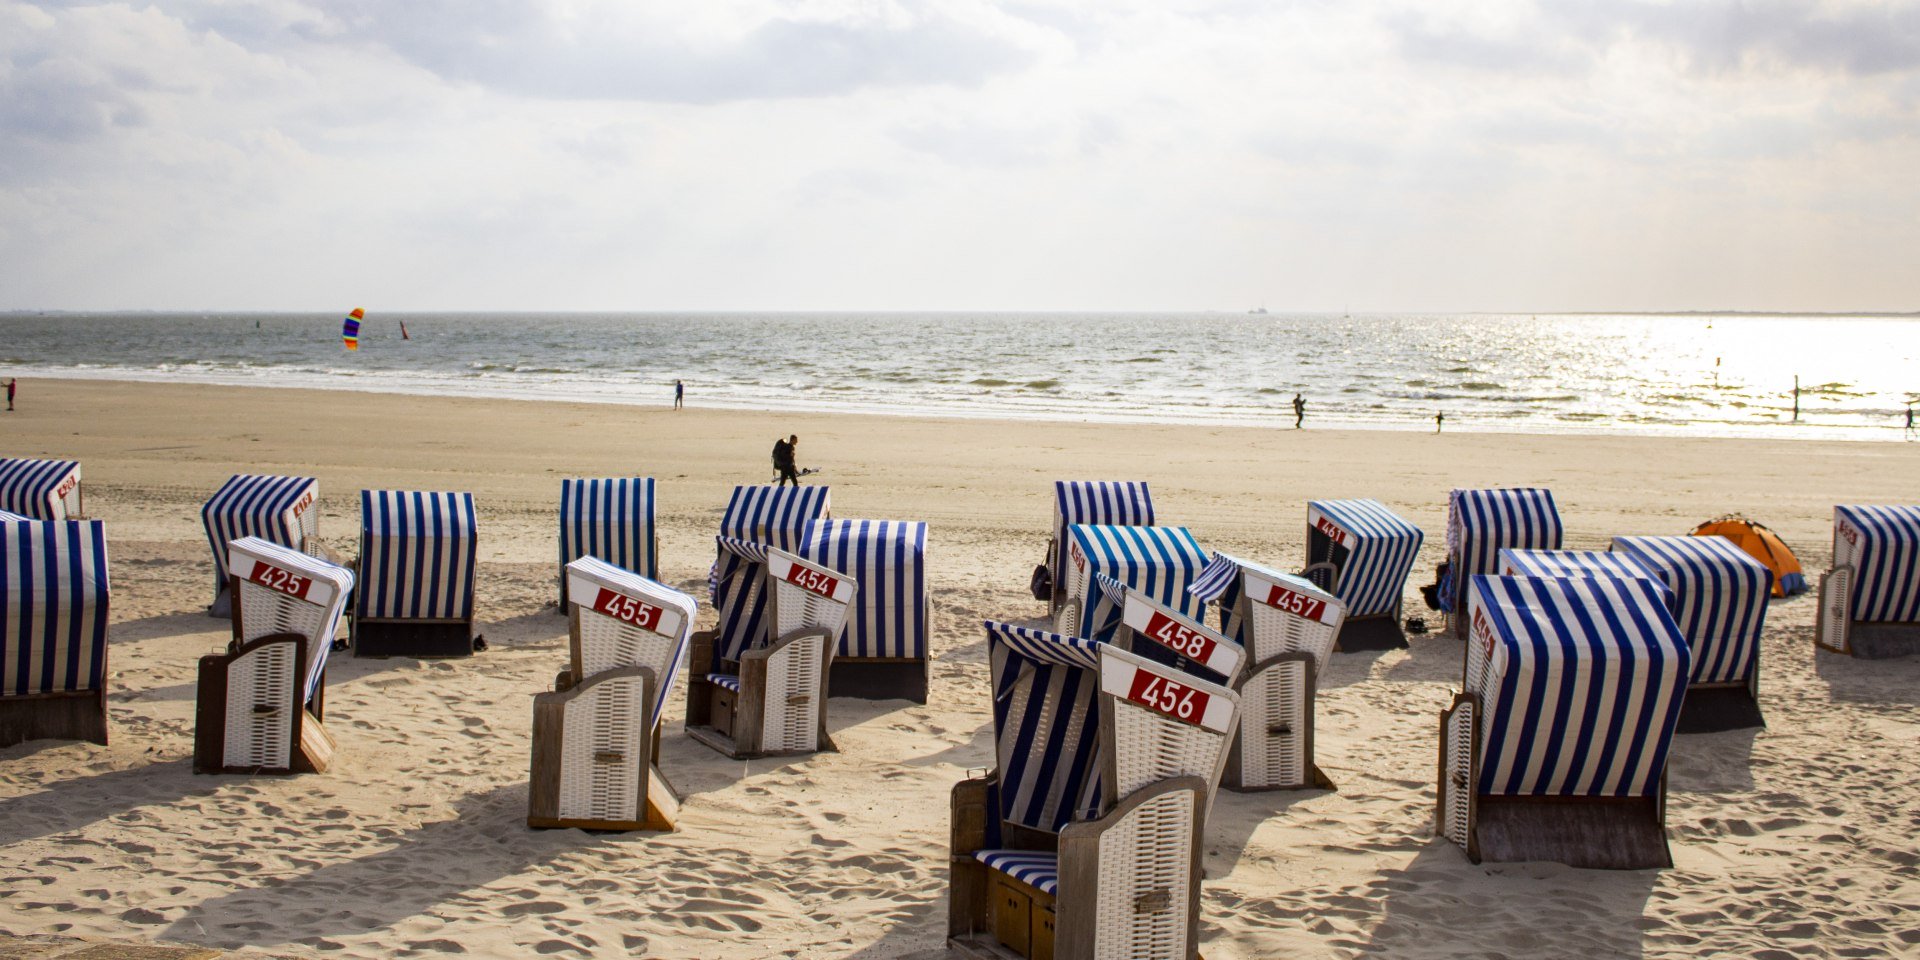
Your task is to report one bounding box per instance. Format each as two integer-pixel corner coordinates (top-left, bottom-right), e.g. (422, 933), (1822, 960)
(673, 379), (684, 410)
(1292, 392), (1305, 429)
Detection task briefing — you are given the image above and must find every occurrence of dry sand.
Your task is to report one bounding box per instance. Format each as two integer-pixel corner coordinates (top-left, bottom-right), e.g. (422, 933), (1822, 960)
(1, 378), (1916, 959)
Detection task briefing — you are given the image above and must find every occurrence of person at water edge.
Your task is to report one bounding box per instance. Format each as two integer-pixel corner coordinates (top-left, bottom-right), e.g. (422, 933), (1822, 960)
(674, 379), (684, 410)
(773, 434), (802, 486)
(1292, 392), (1305, 429)
(4, 378), (13, 412)
(1906, 402), (1914, 439)
(1435, 411), (1444, 433)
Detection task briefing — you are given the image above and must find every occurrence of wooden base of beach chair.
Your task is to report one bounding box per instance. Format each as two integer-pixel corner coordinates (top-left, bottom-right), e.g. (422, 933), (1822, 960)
(193, 633), (333, 775)
(684, 627), (838, 760)
(828, 657), (929, 704)
(527, 665), (677, 832)
(1675, 681), (1764, 734)
(0, 690), (108, 749)
(1835, 621), (1920, 660)
(353, 619), (475, 658)
(1472, 795), (1670, 870)
(949, 868), (1058, 960)
(1333, 614), (1407, 652)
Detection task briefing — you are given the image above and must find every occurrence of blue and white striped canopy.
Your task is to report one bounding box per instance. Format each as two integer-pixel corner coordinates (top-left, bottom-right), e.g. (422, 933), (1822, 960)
(984, 621), (1105, 834)
(1835, 505), (1920, 623)
(0, 510), (28, 522)
(1445, 488), (1562, 611)
(565, 555), (698, 731)
(719, 485), (830, 553)
(2, 520), (109, 697)
(229, 536), (353, 702)
(356, 490), (478, 621)
(1612, 535), (1770, 685)
(1499, 548), (1655, 581)
(1466, 575), (1688, 799)
(801, 518), (928, 660)
(1306, 499), (1424, 617)
(558, 478), (657, 596)
(201, 475), (318, 596)
(1062, 524), (1207, 641)
(710, 535), (771, 663)
(1052, 481), (1154, 578)
(0, 459), (81, 520)
(1188, 551), (1328, 650)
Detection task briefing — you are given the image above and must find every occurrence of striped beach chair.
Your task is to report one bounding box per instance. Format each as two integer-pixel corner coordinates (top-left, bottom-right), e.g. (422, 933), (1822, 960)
(1438, 575), (1689, 869)
(1055, 524), (1207, 643)
(1613, 535), (1771, 731)
(950, 623), (1239, 960)
(556, 477), (657, 609)
(194, 537), (352, 775)
(1817, 505), (1920, 659)
(1499, 548), (1655, 581)
(200, 475), (321, 616)
(0, 518), (110, 747)
(1042, 481), (1154, 611)
(1304, 499), (1424, 650)
(686, 541), (856, 759)
(1439, 488), (1562, 638)
(353, 490), (479, 658)
(801, 518), (930, 703)
(529, 558), (696, 831)
(1189, 553), (1344, 790)
(718, 484), (830, 552)
(0, 458), (84, 520)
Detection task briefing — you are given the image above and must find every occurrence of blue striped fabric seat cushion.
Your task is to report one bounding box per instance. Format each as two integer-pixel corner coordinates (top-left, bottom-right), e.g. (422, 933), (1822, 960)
(707, 673), (741, 692)
(974, 849), (1060, 895)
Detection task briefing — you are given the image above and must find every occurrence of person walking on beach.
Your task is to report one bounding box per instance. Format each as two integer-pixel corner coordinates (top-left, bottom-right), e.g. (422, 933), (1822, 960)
(4, 378), (14, 412)
(773, 434), (802, 486)
(1292, 392), (1305, 429)
(1435, 411), (1444, 434)
(1906, 402), (1915, 440)
(673, 379), (684, 410)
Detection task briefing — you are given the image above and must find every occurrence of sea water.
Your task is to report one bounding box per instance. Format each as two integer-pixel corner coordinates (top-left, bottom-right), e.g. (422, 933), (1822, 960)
(2, 311), (1914, 440)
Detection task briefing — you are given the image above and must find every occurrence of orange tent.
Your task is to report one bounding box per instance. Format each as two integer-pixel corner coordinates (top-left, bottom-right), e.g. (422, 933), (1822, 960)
(1690, 515), (1808, 598)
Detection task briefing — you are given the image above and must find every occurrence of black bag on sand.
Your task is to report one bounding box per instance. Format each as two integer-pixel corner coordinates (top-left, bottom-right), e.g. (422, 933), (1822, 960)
(1029, 564), (1052, 602)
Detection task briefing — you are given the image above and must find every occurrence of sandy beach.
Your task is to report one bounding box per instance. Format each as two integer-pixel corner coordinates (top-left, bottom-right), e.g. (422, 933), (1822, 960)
(1, 377), (1916, 959)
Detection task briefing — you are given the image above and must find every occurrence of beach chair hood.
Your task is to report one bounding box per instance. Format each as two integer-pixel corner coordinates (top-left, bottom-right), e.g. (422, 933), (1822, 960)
(985, 621), (1107, 835)
(1306, 499), (1424, 617)
(1833, 505), (1920, 623)
(0, 459), (82, 521)
(1051, 480), (1154, 579)
(1466, 575), (1687, 798)
(356, 490), (478, 621)
(560, 477), (658, 581)
(227, 536), (353, 702)
(1062, 524), (1207, 641)
(800, 518), (928, 660)
(202, 475), (319, 595)
(1, 519), (110, 696)
(1612, 535), (1770, 685)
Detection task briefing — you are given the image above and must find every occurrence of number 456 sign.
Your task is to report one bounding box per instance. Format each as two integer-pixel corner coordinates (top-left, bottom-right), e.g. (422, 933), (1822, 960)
(1100, 657), (1235, 733)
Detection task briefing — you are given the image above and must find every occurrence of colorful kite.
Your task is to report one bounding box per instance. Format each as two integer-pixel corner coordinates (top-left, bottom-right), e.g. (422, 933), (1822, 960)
(343, 308), (363, 351)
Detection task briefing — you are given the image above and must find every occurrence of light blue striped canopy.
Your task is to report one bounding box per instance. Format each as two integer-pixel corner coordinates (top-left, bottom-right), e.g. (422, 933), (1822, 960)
(0, 459), (81, 520)
(984, 621), (1105, 834)
(201, 475), (318, 596)
(801, 518), (928, 660)
(1467, 575), (1688, 799)
(558, 478), (657, 605)
(1836, 505), (1920, 623)
(1051, 481), (1154, 579)
(1062, 524), (1207, 641)
(1445, 488), (1562, 611)
(1, 519), (110, 697)
(709, 535), (772, 663)
(1306, 499), (1424, 617)
(1612, 535), (1770, 685)
(356, 490), (478, 621)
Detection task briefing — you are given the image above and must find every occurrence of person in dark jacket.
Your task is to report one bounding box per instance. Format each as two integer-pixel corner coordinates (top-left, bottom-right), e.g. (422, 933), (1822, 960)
(773, 435), (801, 486)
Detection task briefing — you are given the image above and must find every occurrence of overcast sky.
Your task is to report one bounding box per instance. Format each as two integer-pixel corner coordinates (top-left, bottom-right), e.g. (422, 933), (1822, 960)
(2, 0), (1916, 312)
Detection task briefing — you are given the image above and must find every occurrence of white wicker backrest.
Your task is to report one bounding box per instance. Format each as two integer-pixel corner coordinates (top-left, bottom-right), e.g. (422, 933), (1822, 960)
(1098, 646), (1239, 800)
(765, 549), (857, 642)
(1239, 566), (1345, 670)
(228, 537), (352, 699)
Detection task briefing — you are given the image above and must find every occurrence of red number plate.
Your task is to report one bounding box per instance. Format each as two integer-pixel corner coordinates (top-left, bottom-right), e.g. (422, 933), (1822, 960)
(248, 560), (312, 600)
(1472, 606), (1498, 659)
(1143, 610), (1218, 663)
(1260, 582), (1327, 622)
(1125, 669), (1212, 726)
(54, 476), (78, 500)
(784, 563), (841, 598)
(592, 587), (663, 632)
(1314, 516), (1349, 547)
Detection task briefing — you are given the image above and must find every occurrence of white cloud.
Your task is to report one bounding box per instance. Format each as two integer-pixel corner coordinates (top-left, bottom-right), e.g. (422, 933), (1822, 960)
(0, 0), (1916, 312)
